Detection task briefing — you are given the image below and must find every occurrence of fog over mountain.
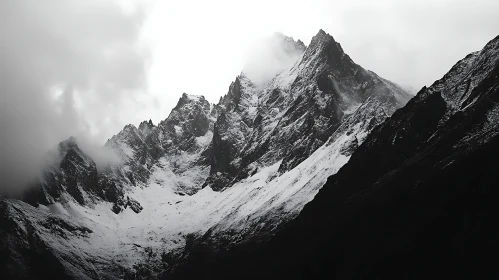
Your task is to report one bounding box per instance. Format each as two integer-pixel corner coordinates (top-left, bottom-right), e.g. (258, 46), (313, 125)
(242, 33), (306, 86)
(0, 0), (148, 192)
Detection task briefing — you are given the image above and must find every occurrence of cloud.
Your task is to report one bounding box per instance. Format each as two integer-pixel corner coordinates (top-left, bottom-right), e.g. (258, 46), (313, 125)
(0, 0), (149, 192)
(242, 33), (305, 86)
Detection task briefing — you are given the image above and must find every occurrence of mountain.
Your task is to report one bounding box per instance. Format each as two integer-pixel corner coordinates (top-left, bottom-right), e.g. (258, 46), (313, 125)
(206, 29), (410, 191)
(167, 36), (499, 279)
(1, 30), (411, 279)
(103, 93), (214, 198)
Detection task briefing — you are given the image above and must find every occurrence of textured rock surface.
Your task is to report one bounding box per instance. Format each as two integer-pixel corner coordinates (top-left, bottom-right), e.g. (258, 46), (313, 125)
(205, 30), (410, 191)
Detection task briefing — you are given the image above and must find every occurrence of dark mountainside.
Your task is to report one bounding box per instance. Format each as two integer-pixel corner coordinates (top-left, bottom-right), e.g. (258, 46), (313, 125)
(167, 36), (499, 279)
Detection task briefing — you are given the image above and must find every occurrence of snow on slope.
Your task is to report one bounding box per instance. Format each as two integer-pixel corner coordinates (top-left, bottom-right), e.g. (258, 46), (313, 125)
(3, 116), (354, 277)
(11, 100), (376, 275)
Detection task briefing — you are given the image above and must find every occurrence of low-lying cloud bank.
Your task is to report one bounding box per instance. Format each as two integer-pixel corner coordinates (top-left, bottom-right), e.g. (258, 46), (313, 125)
(0, 0), (148, 192)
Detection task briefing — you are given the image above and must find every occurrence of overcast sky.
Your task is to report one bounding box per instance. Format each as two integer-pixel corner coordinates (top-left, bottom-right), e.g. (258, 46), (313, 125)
(1, 0), (498, 190)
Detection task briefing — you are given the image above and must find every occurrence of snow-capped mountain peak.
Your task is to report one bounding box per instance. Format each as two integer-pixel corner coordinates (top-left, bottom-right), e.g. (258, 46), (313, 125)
(4, 29), (418, 279)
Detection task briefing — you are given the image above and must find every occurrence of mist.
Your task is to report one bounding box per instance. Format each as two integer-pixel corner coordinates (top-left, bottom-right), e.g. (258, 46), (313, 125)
(0, 0), (148, 192)
(242, 33), (305, 86)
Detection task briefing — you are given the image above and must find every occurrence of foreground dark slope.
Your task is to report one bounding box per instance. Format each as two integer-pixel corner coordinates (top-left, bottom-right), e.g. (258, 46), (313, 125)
(168, 36), (499, 279)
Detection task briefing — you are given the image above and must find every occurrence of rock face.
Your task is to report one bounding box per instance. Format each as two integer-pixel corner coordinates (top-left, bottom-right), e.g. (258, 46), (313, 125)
(24, 93), (215, 214)
(0, 200), (98, 280)
(103, 93), (215, 199)
(23, 137), (100, 207)
(205, 29), (410, 191)
(1, 30), (414, 279)
(167, 36), (499, 280)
